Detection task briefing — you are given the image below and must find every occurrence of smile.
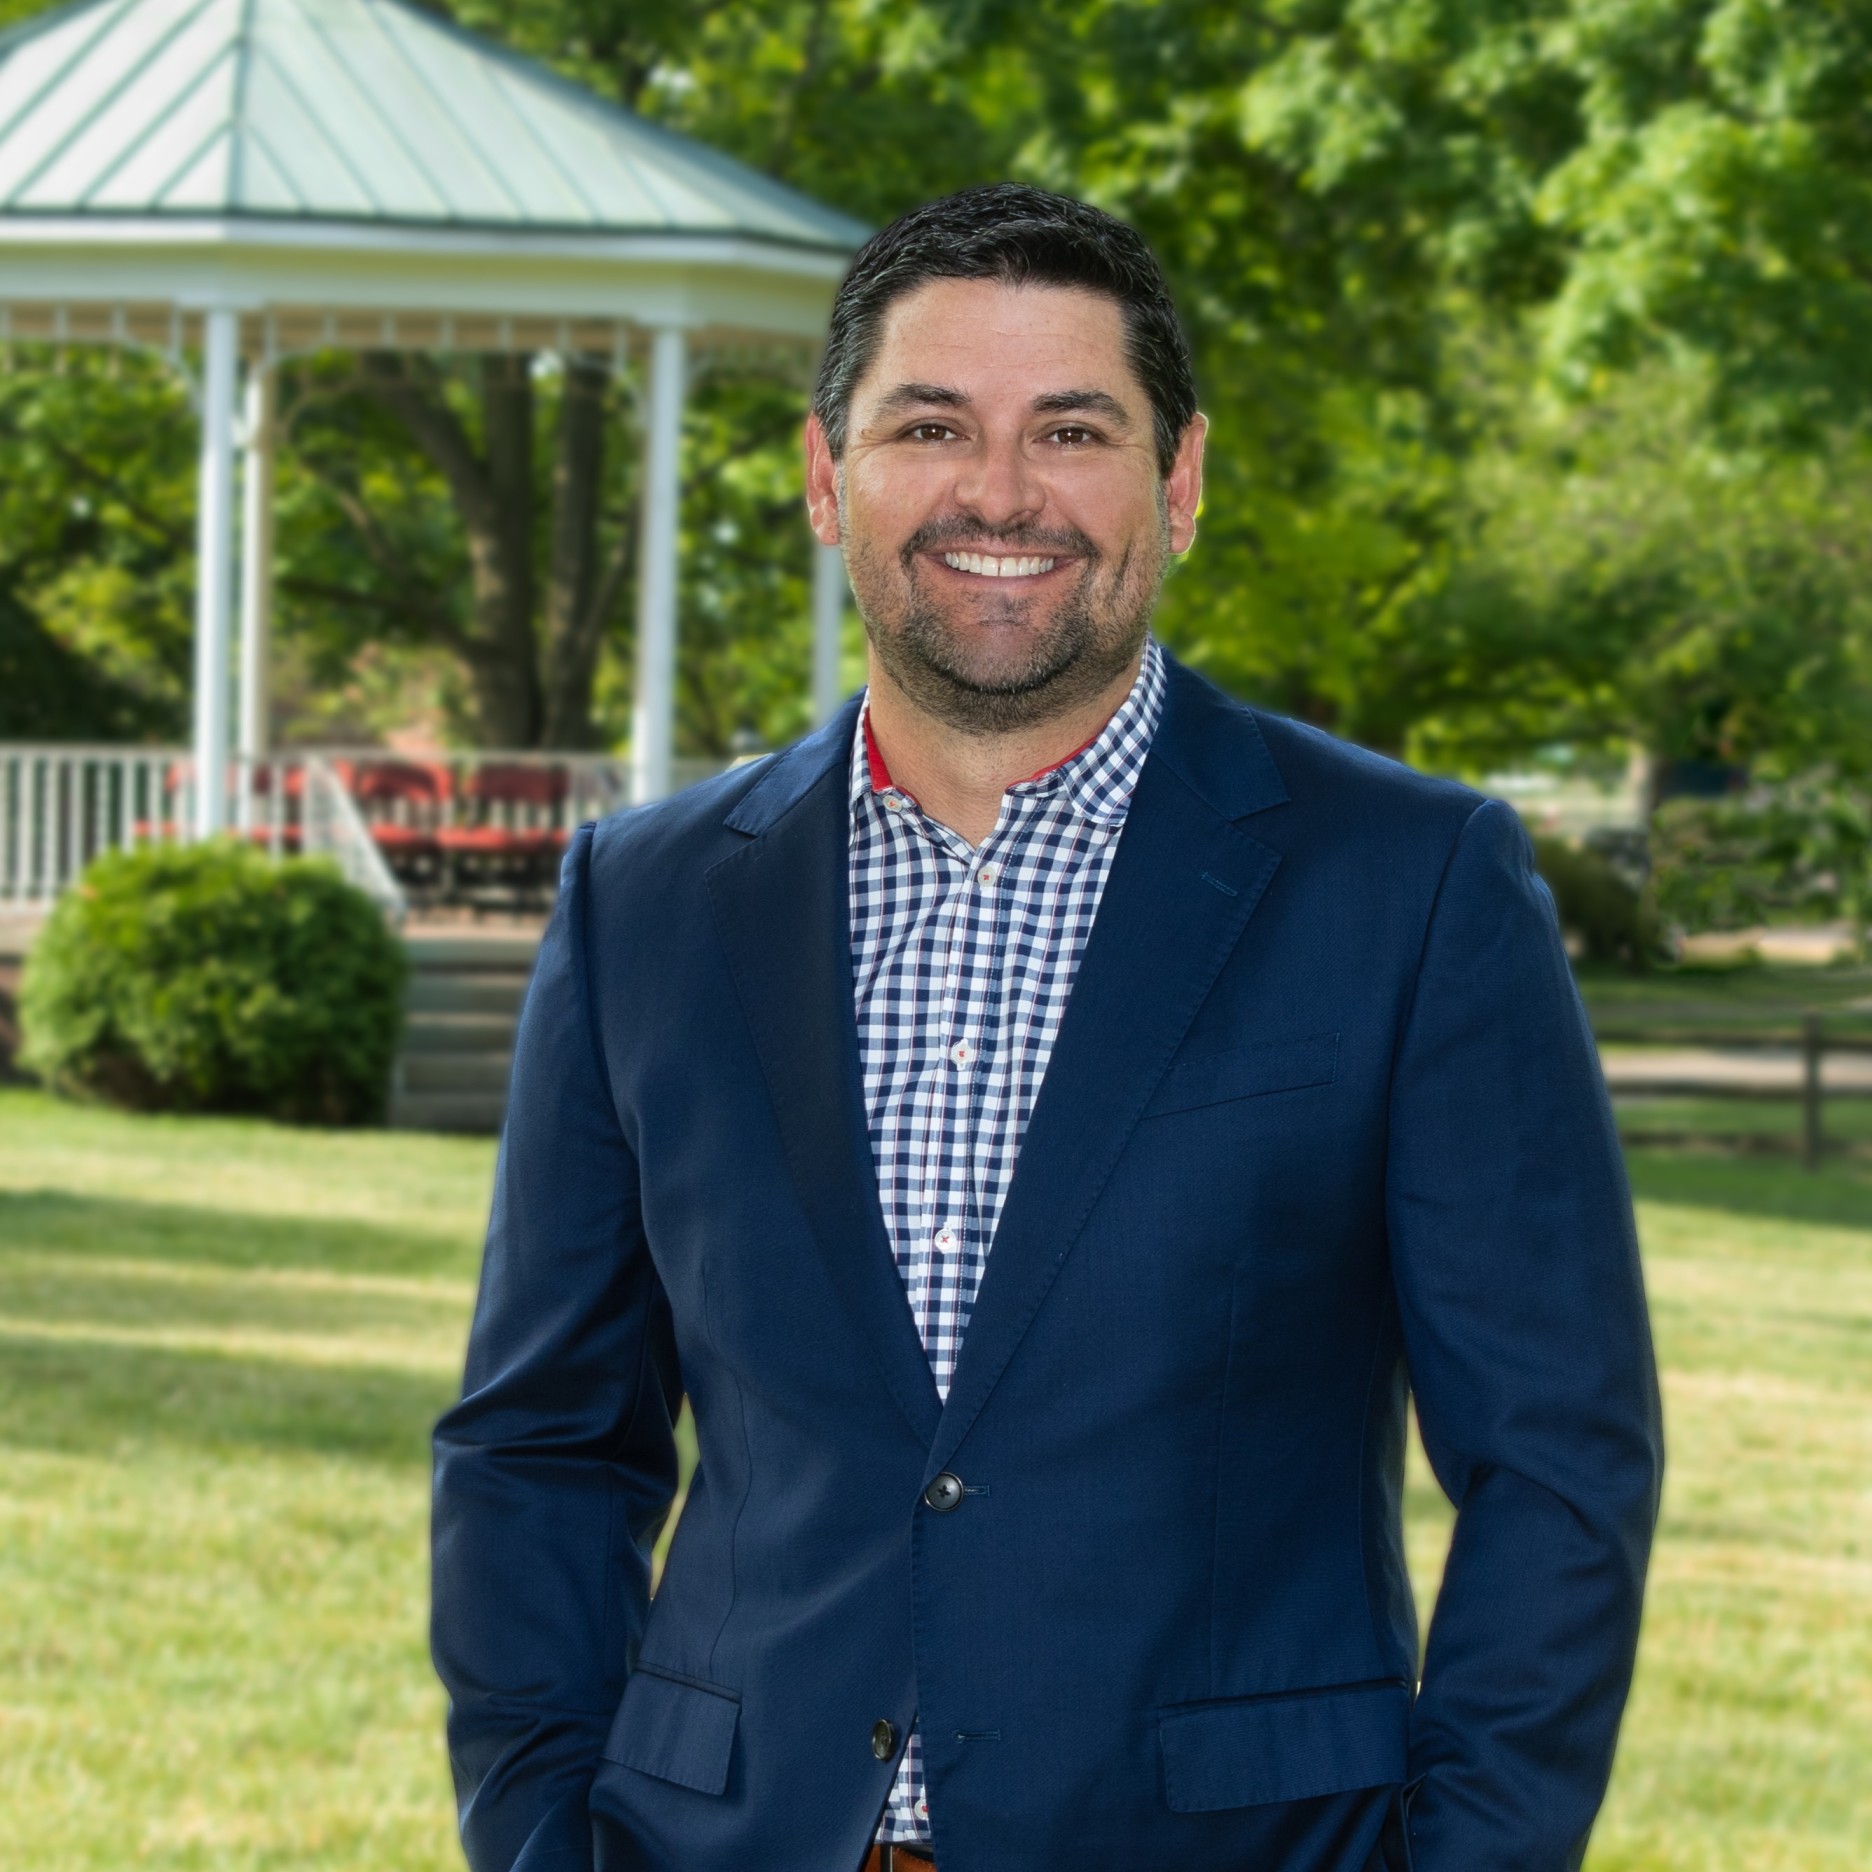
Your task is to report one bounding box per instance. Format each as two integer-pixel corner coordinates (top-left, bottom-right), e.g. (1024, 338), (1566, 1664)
(940, 551), (1058, 579)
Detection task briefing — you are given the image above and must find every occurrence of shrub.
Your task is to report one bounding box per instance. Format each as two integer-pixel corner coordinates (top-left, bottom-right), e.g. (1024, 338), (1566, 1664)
(1530, 834), (1665, 970)
(20, 840), (407, 1124)
(1650, 783), (1869, 948)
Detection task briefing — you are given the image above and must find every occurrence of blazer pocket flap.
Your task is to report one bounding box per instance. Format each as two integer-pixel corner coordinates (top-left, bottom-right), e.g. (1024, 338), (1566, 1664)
(1145, 1032), (1340, 1118)
(1159, 1680), (1409, 1813)
(602, 1668), (740, 1797)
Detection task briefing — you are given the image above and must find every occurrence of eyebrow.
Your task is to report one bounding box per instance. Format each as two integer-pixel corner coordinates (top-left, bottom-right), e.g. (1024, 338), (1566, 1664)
(1031, 388), (1134, 427)
(873, 382), (970, 416)
(870, 382), (1137, 427)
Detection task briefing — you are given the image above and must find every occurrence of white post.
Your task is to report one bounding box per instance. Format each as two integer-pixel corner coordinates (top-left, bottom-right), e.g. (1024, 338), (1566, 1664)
(236, 363), (276, 830)
(811, 539), (848, 724)
(633, 325), (685, 804)
(191, 307), (240, 839)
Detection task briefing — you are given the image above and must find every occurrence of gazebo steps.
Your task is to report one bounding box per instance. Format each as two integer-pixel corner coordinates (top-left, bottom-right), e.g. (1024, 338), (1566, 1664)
(388, 1089), (514, 1135)
(389, 930), (540, 1134)
(402, 1011), (519, 1053)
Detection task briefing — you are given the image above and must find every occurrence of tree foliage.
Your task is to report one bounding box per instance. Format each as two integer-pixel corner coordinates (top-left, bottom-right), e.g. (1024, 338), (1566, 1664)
(3, 0), (1869, 776)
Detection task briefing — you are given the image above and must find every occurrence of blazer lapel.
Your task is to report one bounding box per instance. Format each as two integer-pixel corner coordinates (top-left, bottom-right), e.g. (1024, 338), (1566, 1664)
(926, 663), (1287, 1478)
(705, 725), (944, 1448)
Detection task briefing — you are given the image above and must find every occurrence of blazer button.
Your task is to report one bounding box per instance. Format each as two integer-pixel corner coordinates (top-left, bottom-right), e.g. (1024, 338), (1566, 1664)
(871, 1719), (899, 1761)
(923, 1471), (965, 1513)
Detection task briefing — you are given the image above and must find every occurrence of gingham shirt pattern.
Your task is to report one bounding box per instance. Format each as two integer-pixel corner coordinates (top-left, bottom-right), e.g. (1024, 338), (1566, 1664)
(851, 638), (1166, 1843)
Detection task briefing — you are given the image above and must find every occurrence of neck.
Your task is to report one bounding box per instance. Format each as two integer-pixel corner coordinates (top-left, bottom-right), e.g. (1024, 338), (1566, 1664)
(863, 648), (1144, 845)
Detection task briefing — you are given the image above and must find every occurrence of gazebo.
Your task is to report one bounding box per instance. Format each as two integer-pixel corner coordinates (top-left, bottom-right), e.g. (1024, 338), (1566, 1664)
(0, 0), (868, 834)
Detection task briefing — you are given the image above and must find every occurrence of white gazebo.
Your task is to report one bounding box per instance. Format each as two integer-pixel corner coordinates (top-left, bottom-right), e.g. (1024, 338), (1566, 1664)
(0, 0), (867, 833)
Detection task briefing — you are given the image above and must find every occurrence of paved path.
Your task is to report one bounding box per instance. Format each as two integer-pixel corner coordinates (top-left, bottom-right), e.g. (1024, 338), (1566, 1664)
(1599, 1046), (1872, 1095)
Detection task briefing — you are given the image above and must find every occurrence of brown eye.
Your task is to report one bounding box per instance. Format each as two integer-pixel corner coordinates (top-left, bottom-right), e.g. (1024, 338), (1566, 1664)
(1052, 426), (1096, 446)
(909, 423), (954, 442)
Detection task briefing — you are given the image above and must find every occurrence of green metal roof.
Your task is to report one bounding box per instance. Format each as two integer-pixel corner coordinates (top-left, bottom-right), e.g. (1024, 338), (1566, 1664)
(0, 0), (868, 252)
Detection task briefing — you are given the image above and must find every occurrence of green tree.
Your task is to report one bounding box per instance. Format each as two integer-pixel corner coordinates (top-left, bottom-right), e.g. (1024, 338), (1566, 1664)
(1401, 359), (1872, 785)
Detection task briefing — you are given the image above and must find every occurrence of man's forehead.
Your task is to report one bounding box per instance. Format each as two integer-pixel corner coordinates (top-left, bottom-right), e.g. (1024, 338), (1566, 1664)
(859, 278), (1137, 407)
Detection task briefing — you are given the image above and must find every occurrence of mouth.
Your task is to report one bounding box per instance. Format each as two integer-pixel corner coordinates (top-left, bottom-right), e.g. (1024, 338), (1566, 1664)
(935, 550), (1064, 581)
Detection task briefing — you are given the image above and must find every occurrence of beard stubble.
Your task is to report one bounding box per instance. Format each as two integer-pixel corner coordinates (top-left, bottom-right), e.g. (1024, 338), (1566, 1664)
(843, 500), (1168, 737)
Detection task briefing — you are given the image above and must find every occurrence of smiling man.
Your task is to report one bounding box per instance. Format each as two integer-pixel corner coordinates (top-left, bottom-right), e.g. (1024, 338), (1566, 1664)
(432, 186), (1662, 1872)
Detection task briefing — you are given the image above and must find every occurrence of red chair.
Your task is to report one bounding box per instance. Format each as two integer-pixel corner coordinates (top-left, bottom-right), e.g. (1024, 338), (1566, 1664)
(239, 760), (306, 850)
(352, 760), (450, 884)
(437, 762), (571, 902)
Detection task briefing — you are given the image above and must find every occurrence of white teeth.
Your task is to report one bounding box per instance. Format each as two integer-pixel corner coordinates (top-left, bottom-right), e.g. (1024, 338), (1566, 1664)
(942, 552), (1058, 578)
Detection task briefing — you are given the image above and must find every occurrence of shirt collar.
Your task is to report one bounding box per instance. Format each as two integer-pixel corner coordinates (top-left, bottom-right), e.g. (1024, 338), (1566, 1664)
(850, 636), (1166, 829)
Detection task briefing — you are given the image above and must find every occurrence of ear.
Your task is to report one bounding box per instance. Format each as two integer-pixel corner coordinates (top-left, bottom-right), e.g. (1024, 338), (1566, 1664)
(1164, 413), (1207, 555)
(804, 412), (841, 547)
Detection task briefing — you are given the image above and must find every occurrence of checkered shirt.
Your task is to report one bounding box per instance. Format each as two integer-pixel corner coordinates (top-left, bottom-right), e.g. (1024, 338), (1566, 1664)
(849, 637), (1167, 1843)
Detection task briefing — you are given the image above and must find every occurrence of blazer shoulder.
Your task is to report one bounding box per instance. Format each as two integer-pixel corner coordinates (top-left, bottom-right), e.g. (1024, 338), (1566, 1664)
(581, 763), (747, 897)
(1250, 708), (1488, 848)
(582, 703), (858, 914)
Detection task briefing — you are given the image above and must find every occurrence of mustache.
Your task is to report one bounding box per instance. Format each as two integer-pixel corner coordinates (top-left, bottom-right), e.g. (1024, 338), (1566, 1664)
(900, 516), (1099, 563)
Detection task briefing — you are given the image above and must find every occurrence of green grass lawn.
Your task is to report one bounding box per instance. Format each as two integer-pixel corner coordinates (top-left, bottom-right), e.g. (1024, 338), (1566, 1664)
(3, 1089), (1868, 1868)
(1576, 958), (1872, 1031)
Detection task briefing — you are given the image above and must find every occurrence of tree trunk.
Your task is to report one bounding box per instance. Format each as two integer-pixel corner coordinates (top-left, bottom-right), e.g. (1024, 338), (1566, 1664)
(472, 353), (540, 746)
(360, 350), (636, 750)
(540, 357), (613, 749)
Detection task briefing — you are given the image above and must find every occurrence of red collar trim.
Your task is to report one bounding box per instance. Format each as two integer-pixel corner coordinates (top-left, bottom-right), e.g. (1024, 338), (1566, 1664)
(862, 709), (897, 794)
(863, 711), (1104, 800)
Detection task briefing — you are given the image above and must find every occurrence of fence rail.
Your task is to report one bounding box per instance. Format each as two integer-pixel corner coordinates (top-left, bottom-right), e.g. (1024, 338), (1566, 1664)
(1599, 1014), (1872, 1168)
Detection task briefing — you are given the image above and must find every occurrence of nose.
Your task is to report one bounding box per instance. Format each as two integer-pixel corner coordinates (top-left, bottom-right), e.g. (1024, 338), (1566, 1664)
(951, 428), (1045, 532)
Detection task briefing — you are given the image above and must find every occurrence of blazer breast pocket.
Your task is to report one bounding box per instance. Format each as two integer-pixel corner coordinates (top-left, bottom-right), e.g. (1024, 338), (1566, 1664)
(601, 1664), (740, 1796)
(1142, 1031), (1340, 1119)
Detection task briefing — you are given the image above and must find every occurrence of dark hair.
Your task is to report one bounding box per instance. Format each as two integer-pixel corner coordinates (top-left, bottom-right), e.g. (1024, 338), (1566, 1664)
(813, 183), (1197, 476)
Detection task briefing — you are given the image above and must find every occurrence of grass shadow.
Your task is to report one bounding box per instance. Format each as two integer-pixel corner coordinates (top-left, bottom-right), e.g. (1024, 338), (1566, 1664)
(1623, 1148), (1872, 1231)
(0, 1331), (455, 1465)
(0, 1187), (478, 1280)
(0, 1187), (474, 1466)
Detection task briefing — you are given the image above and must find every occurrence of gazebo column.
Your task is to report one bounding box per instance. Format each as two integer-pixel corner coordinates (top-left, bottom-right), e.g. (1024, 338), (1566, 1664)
(811, 540), (848, 723)
(236, 363), (277, 830)
(632, 325), (686, 804)
(191, 307), (240, 840)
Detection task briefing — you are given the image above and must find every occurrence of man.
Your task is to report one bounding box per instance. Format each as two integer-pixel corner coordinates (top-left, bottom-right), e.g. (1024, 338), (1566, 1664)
(432, 184), (1662, 1872)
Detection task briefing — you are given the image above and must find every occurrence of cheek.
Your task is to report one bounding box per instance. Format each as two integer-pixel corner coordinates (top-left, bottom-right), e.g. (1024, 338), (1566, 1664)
(1053, 463), (1162, 546)
(844, 455), (953, 529)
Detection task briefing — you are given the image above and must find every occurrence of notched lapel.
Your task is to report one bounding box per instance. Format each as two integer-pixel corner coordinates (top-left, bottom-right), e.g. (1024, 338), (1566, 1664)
(927, 742), (1282, 1479)
(705, 763), (942, 1448)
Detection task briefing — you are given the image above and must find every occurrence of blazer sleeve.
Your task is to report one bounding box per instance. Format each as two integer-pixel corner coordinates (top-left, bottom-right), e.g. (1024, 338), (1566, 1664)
(431, 823), (683, 1872)
(1385, 799), (1663, 1871)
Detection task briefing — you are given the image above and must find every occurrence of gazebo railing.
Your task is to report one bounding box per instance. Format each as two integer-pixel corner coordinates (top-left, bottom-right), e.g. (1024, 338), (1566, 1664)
(0, 744), (191, 902)
(0, 742), (728, 903)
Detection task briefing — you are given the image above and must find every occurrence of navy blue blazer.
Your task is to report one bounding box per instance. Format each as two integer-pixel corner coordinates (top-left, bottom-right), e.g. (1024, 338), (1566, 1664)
(432, 653), (1662, 1872)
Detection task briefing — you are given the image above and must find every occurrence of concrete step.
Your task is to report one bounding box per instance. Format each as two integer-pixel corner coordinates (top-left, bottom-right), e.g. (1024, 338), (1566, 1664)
(389, 1088), (511, 1134)
(404, 933), (541, 970)
(400, 1050), (512, 1094)
(390, 929), (536, 1130)
(403, 1010), (517, 1053)
(405, 971), (530, 1016)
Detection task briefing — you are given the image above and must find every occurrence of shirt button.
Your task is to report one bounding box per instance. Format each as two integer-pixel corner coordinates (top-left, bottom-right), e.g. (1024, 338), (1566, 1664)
(933, 1226), (958, 1252)
(885, 795), (905, 812)
(977, 862), (1000, 886)
(949, 1038), (975, 1067)
(916, 1799), (930, 1819)
(872, 1719), (899, 1761)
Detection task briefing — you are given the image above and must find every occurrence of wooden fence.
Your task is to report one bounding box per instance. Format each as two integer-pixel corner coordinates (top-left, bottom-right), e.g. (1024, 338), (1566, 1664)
(1597, 1016), (1872, 1168)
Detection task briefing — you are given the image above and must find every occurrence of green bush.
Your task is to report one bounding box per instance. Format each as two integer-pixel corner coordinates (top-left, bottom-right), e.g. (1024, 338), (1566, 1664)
(1650, 786), (1870, 946)
(20, 841), (407, 1124)
(1530, 835), (1665, 970)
